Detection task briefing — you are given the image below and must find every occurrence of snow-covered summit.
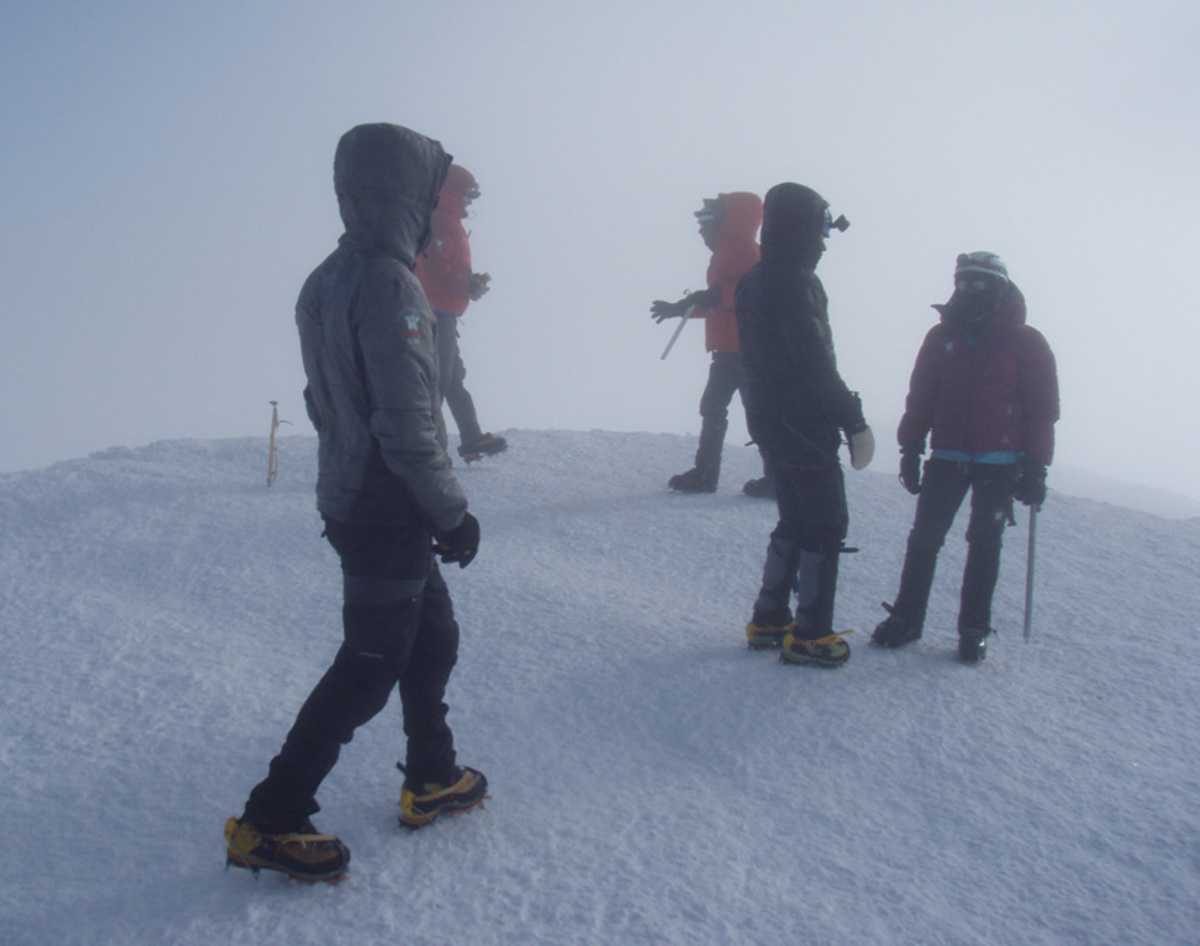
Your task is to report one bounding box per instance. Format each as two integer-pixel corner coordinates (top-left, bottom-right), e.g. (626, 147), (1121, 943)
(2, 431), (1196, 946)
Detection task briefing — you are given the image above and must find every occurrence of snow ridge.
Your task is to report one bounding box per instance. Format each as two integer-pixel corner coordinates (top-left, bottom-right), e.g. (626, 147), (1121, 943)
(2, 431), (1196, 946)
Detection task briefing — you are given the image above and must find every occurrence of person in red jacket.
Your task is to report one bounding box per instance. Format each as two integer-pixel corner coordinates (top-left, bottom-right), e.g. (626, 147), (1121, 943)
(651, 192), (773, 496)
(415, 163), (507, 461)
(871, 252), (1059, 663)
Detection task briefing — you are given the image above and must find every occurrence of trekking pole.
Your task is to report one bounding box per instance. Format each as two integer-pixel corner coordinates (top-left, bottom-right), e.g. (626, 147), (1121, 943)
(1023, 505), (1039, 641)
(659, 304), (695, 360)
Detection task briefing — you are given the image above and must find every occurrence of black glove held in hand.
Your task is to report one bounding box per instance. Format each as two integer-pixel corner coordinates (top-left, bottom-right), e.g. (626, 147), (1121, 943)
(1013, 461), (1048, 508)
(435, 512), (480, 568)
(899, 449), (922, 495)
(650, 300), (685, 323)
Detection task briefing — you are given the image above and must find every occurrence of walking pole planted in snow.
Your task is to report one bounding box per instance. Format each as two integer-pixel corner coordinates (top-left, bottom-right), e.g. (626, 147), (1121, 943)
(659, 305), (696, 360)
(1023, 505), (1039, 641)
(266, 401), (290, 487)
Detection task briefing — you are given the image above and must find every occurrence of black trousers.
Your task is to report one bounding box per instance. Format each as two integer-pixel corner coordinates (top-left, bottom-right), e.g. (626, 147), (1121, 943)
(435, 311), (484, 447)
(694, 351), (766, 480)
(754, 453), (848, 635)
(243, 516), (460, 832)
(892, 459), (1016, 634)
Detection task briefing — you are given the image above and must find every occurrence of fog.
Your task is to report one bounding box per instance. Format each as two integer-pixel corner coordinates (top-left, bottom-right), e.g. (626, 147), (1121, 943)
(3, 1), (1197, 502)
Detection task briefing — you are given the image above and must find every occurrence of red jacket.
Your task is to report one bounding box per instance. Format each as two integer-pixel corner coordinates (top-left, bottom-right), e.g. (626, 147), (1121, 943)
(897, 286), (1060, 465)
(415, 164), (476, 316)
(699, 192), (762, 352)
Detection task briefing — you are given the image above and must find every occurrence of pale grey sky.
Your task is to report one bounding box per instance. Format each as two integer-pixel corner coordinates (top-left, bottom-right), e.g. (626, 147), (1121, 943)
(2, 1), (1197, 500)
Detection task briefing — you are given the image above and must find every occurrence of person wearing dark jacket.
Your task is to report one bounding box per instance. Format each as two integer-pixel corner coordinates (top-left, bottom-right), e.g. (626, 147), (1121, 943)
(651, 192), (773, 496)
(224, 123), (488, 883)
(415, 163), (507, 462)
(738, 183), (874, 666)
(870, 251), (1059, 663)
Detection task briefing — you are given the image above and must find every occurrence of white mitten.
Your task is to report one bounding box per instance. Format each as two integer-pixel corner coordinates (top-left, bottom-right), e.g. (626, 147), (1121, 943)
(849, 426), (875, 471)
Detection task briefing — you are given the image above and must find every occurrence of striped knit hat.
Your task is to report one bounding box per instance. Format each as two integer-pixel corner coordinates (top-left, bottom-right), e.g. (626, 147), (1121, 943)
(955, 251), (1009, 283)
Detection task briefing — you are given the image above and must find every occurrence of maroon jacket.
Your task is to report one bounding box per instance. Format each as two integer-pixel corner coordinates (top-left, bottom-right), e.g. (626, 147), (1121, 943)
(897, 285), (1059, 465)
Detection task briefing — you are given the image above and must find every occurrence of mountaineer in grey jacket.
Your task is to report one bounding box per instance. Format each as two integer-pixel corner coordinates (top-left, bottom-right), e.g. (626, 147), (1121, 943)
(225, 124), (488, 883)
(298, 124), (466, 531)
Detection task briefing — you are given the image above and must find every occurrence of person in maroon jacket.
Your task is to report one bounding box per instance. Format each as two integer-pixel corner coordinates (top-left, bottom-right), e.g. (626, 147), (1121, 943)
(871, 252), (1059, 663)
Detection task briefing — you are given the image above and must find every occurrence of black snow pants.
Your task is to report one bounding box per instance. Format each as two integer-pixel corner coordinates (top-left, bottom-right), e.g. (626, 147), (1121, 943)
(694, 351), (767, 483)
(753, 449), (848, 636)
(436, 311), (484, 447)
(243, 516), (459, 832)
(891, 458), (1016, 634)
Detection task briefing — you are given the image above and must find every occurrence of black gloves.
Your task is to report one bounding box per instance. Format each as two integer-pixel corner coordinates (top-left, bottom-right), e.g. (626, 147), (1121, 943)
(650, 300), (686, 323)
(650, 289), (718, 323)
(434, 512), (480, 568)
(468, 272), (491, 301)
(1013, 460), (1048, 508)
(899, 446), (922, 495)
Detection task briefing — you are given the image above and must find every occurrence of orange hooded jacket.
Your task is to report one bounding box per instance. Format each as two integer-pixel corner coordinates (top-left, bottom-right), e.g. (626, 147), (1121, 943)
(699, 192), (762, 352)
(415, 164), (476, 316)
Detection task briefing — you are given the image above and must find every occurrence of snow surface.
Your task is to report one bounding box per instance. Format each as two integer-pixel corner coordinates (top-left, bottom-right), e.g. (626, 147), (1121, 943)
(1, 430), (1197, 946)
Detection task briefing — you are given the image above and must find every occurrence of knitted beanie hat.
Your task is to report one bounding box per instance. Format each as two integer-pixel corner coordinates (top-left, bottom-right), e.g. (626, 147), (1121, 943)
(955, 251), (1009, 283)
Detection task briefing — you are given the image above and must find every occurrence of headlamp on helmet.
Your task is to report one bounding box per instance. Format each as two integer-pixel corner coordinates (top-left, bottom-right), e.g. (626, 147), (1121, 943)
(822, 209), (850, 238)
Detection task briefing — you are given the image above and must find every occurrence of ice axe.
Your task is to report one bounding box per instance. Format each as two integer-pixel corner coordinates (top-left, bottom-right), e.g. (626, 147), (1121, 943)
(1023, 505), (1039, 641)
(266, 400), (291, 487)
(659, 304), (696, 360)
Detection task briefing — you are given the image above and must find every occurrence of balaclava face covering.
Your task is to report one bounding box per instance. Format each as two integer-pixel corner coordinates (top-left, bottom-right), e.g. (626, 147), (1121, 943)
(947, 252), (1011, 326)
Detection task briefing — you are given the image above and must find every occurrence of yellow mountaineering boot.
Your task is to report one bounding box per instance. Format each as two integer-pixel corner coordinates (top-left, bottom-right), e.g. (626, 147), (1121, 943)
(224, 817), (350, 883)
(780, 628), (851, 668)
(399, 766), (488, 829)
(746, 608), (794, 650)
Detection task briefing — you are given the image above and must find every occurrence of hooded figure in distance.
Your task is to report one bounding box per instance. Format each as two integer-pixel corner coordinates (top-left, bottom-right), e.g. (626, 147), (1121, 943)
(415, 163), (507, 462)
(737, 183), (874, 667)
(651, 191), (773, 496)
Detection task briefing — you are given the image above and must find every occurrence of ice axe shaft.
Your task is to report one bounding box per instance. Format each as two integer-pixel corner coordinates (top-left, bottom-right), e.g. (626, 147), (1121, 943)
(266, 399), (292, 487)
(1023, 505), (1039, 641)
(659, 305), (695, 360)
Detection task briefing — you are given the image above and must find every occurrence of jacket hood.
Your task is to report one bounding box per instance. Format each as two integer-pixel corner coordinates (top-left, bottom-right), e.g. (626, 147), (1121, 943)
(334, 123), (451, 266)
(761, 183), (829, 271)
(934, 283), (1028, 328)
(715, 192), (762, 243)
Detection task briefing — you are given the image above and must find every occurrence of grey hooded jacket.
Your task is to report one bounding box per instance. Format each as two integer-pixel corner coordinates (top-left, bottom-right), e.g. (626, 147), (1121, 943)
(295, 123), (467, 534)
